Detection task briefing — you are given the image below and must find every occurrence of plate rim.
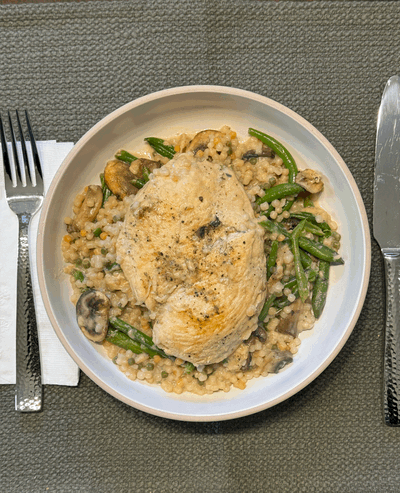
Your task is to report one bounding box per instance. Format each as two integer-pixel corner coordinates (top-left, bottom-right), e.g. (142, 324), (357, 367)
(37, 85), (371, 421)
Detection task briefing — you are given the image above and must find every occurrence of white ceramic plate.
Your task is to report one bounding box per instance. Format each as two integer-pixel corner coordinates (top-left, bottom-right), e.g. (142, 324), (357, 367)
(37, 86), (371, 421)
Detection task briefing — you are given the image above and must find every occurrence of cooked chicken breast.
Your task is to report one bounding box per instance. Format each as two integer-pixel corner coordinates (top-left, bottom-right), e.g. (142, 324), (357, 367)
(116, 153), (267, 365)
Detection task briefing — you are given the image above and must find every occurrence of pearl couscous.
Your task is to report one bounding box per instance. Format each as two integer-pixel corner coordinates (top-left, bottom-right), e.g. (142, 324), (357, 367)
(61, 126), (343, 395)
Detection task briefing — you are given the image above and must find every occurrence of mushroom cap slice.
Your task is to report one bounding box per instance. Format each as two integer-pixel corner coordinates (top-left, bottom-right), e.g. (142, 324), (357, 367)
(272, 351), (294, 373)
(76, 289), (110, 343)
(186, 130), (225, 154)
(295, 169), (324, 194)
(71, 185), (103, 232)
(129, 158), (161, 177)
(104, 160), (139, 199)
(276, 299), (302, 337)
(242, 145), (275, 160)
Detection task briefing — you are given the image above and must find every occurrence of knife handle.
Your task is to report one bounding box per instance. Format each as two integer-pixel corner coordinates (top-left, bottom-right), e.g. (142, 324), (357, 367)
(383, 249), (400, 425)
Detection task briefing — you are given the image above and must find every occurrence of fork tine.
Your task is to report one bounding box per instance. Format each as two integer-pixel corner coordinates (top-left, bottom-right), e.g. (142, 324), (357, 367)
(8, 111), (23, 184)
(16, 110), (32, 185)
(0, 114), (14, 186)
(24, 110), (43, 186)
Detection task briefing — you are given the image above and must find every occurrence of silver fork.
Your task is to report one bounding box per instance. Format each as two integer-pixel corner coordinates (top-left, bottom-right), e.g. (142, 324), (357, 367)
(0, 111), (44, 412)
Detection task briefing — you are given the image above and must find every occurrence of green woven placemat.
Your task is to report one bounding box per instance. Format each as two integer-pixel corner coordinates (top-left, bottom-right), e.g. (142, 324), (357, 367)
(0, 1), (398, 491)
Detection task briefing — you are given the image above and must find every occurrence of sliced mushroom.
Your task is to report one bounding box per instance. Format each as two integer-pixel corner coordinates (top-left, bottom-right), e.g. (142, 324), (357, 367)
(69, 185), (103, 232)
(104, 160), (139, 199)
(277, 299), (302, 337)
(76, 289), (110, 343)
(186, 130), (225, 154)
(295, 169), (324, 194)
(242, 145), (275, 160)
(241, 352), (253, 371)
(272, 351), (293, 373)
(129, 158), (161, 177)
(253, 326), (267, 343)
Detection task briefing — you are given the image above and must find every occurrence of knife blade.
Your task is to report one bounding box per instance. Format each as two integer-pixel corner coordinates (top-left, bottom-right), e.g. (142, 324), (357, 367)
(373, 75), (400, 426)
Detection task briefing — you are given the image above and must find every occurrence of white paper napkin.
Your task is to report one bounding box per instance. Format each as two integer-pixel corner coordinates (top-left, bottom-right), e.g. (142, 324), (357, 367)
(0, 140), (80, 385)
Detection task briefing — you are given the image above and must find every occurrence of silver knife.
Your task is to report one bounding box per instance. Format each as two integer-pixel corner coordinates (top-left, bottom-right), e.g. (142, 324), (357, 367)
(374, 75), (400, 426)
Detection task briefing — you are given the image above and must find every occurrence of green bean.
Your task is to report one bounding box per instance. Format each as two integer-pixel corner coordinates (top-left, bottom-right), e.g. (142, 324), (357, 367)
(273, 289), (298, 310)
(290, 212), (332, 237)
(256, 183), (304, 206)
(259, 219), (290, 238)
(303, 220), (324, 237)
(100, 173), (112, 207)
(267, 240), (279, 279)
(248, 128), (298, 183)
(272, 283), (302, 311)
(259, 294), (276, 322)
(319, 223), (333, 238)
(307, 269), (318, 283)
(312, 261), (330, 318)
(110, 317), (153, 346)
(299, 249), (312, 269)
(289, 211), (314, 221)
(142, 166), (151, 183)
(145, 137), (176, 159)
(106, 329), (145, 356)
(131, 169), (149, 189)
(298, 236), (344, 264)
(109, 317), (169, 359)
(291, 220), (309, 302)
(261, 205), (274, 217)
(93, 227), (102, 237)
(272, 269), (317, 310)
(282, 199), (295, 213)
(291, 219), (306, 240)
(283, 275), (298, 291)
(283, 269), (317, 292)
(115, 150), (138, 164)
(131, 178), (146, 189)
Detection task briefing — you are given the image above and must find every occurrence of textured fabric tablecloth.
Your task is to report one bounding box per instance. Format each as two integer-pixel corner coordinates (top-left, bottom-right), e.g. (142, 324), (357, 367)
(0, 1), (398, 492)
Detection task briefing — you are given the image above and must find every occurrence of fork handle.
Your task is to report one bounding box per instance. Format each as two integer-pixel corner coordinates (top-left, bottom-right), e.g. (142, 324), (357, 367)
(15, 212), (42, 412)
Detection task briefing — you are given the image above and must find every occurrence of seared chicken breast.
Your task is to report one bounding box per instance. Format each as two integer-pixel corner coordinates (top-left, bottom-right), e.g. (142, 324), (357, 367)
(116, 153), (266, 365)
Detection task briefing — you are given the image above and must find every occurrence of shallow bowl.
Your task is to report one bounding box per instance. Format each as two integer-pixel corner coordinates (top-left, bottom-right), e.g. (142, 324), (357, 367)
(37, 86), (371, 421)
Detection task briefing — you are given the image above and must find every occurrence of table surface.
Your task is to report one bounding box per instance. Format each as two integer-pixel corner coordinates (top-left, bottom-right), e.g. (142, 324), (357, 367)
(0, 1), (397, 491)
